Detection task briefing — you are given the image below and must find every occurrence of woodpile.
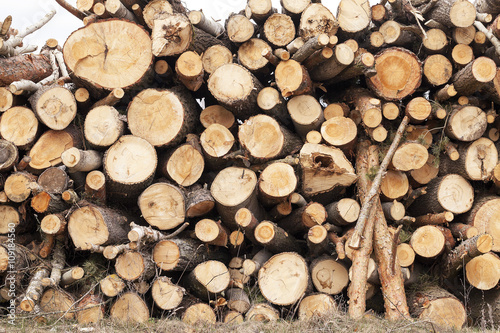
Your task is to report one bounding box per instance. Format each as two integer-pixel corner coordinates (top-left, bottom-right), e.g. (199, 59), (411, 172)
(1, 0), (500, 330)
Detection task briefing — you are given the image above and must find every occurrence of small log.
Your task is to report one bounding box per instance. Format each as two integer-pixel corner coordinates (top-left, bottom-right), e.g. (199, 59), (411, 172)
(309, 44), (355, 81)
(320, 116), (358, 150)
(0, 54), (52, 86)
(151, 276), (184, 311)
(278, 202), (326, 236)
(275, 59), (313, 97)
(200, 124), (235, 170)
(19, 266), (50, 312)
(408, 285), (466, 330)
(200, 105), (235, 129)
(208, 63), (263, 120)
(254, 221), (302, 253)
(185, 184), (214, 218)
(39, 288), (75, 320)
(287, 94), (324, 139)
(396, 243), (415, 267)
(465, 252), (500, 290)
(151, 13), (192, 57)
(61, 148), (102, 172)
(160, 143), (204, 187)
(422, 28), (449, 54)
(60, 266), (84, 287)
(442, 233), (493, 280)
(225, 14), (255, 44)
(263, 13), (296, 48)
(246, 303), (279, 321)
(426, 0), (476, 28)
(462, 195), (500, 252)
(90, 88), (124, 109)
(152, 238), (211, 271)
(451, 44), (474, 67)
(336, 0), (370, 33)
(410, 225), (446, 261)
(100, 274), (125, 297)
(76, 294), (104, 324)
(182, 302), (217, 325)
(381, 200), (406, 222)
(4, 172), (36, 203)
(258, 252), (309, 306)
(188, 10), (224, 37)
(307, 225), (330, 257)
(195, 219), (229, 247)
(115, 250), (155, 281)
(211, 167), (266, 229)
(292, 33), (329, 62)
(68, 203), (130, 249)
(367, 47), (422, 101)
(31, 192), (67, 214)
(239, 38), (272, 74)
(110, 292), (149, 323)
(226, 288), (251, 314)
(298, 293), (337, 320)
(84, 170), (106, 204)
(40, 213), (66, 235)
(452, 56), (496, 96)
(257, 87), (292, 127)
(84, 105), (125, 149)
(258, 162), (297, 207)
(381, 170), (409, 202)
(392, 142), (429, 172)
(310, 255), (349, 295)
(175, 51), (204, 91)
(325, 198), (360, 226)
(344, 87), (382, 129)
(184, 260), (230, 300)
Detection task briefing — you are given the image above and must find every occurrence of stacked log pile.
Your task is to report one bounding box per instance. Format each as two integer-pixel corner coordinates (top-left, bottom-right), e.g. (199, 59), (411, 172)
(0, 0), (500, 330)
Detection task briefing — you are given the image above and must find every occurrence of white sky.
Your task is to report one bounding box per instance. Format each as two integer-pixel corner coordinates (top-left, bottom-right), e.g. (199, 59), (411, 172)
(2, 0), (345, 51)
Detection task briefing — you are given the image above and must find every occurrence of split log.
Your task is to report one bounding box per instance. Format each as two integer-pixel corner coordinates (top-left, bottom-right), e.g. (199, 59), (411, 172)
(408, 174), (474, 215)
(211, 167), (265, 229)
(151, 276), (185, 310)
(299, 143), (357, 200)
(28, 126), (82, 173)
(465, 252), (500, 290)
(103, 135), (157, 200)
(238, 114), (302, 163)
(110, 292), (149, 323)
(184, 260), (230, 300)
(367, 47), (422, 100)
(310, 255), (349, 295)
(127, 88), (197, 148)
(208, 63), (263, 120)
(68, 203), (130, 249)
(63, 19), (153, 97)
(258, 252), (309, 306)
(441, 233), (493, 280)
(408, 285), (466, 330)
(298, 3), (337, 40)
(84, 105), (125, 149)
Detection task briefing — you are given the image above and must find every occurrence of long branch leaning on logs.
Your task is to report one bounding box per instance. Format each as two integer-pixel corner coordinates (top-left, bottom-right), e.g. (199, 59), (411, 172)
(0, 0), (500, 330)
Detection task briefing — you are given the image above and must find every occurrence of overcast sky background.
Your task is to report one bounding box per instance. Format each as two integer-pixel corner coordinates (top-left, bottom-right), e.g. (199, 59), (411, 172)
(3, 0), (347, 51)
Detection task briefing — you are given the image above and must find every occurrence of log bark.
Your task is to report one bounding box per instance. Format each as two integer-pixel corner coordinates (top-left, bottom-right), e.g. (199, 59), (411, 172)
(0, 54), (52, 86)
(426, 0), (476, 28)
(452, 56), (496, 96)
(152, 238), (212, 271)
(309, 44), (355, 81)
(278, 201), (326, 235)
(254, 220), (302, 253)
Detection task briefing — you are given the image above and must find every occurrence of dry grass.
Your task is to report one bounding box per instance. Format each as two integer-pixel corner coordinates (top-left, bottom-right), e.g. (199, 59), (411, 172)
(1, 310), (497, 333)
